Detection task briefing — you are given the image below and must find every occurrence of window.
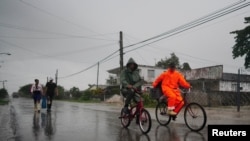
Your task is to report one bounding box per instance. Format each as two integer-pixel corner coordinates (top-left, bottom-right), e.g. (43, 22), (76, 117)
(148, 69), (155, 78)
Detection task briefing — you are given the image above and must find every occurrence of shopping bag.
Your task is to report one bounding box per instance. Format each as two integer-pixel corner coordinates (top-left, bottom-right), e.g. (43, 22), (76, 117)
(41, 96), (47, 109)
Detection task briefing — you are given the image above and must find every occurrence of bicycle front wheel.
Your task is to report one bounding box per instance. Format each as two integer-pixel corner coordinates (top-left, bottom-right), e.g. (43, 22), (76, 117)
(139, 109), (152, 134)
(155, 102), (171, 126)
(120, 109), (131, 128)
(184, 102), (207, 132)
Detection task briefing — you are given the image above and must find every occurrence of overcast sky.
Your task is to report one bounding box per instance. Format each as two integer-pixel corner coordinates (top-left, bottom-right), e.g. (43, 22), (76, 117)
(0, 0), (249, 94)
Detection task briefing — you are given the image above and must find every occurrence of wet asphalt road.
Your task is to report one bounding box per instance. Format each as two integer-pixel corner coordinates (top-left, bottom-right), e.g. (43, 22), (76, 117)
(3, 97), (208, 141)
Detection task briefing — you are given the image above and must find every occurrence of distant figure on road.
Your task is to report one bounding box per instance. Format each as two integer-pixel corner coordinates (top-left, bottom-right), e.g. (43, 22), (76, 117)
(120, 58), (144, 115)
(30, 79), (43, 112)
(45, 77), (58, 112)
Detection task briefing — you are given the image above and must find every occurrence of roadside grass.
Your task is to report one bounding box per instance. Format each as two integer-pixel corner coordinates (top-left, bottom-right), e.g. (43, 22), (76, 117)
(0, 99), (9, 105)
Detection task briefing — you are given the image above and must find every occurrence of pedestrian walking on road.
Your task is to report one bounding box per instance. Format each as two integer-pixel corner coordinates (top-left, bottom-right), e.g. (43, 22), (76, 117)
(45, 77), (58, 112)
(30, 79), (43, 112)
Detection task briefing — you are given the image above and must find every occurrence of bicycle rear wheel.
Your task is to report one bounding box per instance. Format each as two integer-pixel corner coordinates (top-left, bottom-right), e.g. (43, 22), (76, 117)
(184, 102), (207, 132)
(155, 102), (171, 126)
(139, 109), (151, 134)
(120, 109), (131, 128)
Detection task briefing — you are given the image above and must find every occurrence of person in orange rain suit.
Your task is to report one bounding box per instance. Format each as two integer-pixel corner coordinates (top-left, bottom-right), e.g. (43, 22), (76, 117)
(152, 62), (191, 116)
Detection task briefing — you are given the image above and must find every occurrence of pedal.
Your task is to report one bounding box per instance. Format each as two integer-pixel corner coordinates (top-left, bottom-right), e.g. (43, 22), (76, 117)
(160, 112), (166, 115)
(172, 115), (177, 121)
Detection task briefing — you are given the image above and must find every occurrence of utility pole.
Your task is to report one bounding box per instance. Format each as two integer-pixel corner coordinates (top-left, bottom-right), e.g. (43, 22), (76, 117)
(236, 68), (241, 112)
(119, 31), (124, 102)
(0, 80), (7, 89)
(55, 69), (58, 85)
(96, 62), (99, 89)
(119, 31), (124, 72)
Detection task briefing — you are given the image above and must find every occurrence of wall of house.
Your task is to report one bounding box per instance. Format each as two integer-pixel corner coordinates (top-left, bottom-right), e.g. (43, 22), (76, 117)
(183, 65), (223, 80)
(139, 66), (165, 83)
(219, 81), (250, 92)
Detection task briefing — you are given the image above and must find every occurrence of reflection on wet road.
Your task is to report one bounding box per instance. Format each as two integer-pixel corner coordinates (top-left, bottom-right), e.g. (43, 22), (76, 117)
(8, 98), (207, 141)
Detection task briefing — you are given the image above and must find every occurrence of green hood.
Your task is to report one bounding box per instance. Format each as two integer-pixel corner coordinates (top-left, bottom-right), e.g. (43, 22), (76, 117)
(126, 57), (138, 70)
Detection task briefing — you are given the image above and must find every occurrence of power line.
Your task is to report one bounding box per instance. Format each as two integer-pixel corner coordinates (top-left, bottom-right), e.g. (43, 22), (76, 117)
(123, 0), (248, 49)
(58, 49), (120, 79)
(18, 0), (116, 41)
(124, 2), (250, 53)
(57, 1), (250, 79)
(18, 0), (96, 34)
(0, 22), (116, 41)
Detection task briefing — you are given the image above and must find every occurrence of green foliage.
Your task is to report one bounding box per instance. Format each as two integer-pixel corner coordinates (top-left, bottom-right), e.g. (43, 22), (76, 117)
(155, 53), (192, 71)
(230, 16), (250, 68)
(91, 88), (103, 95)
(182, 62), (191, 71)
(0, 88), (8, 99)
(18, 84), (32, 97)
(54, 85), (65, 100)
(70, 87), (81, 99)
(141, 93), (157, 107)
(156, 53), (180, 69)
(80, 90), (92, 101)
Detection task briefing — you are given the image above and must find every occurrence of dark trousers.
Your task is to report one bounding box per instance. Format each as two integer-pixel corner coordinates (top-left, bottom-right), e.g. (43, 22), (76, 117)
(33, 91), (41, 105)
(121, 89), (136, 106)
(46, 94), (54, 110)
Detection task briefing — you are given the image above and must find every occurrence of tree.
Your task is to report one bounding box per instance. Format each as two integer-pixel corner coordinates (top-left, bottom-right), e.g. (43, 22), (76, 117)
(18, 84), (32, 97)
(182, 62), (191, 71)
(0, 88), (8, 99)
(155, 53), (180, 69)
(155, 52), (192, 70)
(230, 16), (250, 68)
(54, 85), (65, 99)
(69, 87), (81, 99)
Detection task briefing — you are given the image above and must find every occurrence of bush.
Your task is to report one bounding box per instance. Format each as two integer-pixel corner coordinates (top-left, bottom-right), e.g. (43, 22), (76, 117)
(80, 90), (92, 101)
(142, 93), (157, 107)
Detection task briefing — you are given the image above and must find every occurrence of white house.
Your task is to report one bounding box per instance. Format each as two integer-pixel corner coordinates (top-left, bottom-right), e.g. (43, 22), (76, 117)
(107, 64), (250, 92)
(107, 65), (165, 90)
(183, 65), (250, 92)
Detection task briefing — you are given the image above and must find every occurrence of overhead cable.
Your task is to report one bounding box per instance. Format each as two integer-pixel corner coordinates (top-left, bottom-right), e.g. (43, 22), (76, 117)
(123, 0), (247, 49)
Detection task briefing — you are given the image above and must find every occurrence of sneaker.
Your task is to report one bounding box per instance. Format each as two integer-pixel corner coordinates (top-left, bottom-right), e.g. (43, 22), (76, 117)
(172, 115), (177, 121)
(123, 107), (130, 115)
(167, 110), (177, 116)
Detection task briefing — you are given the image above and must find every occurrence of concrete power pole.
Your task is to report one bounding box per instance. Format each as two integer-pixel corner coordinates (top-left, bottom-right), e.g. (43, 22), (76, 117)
(119, 31), (123, 72)
(96, 62), (99, 89)
(119, 31), (124, 102)
(55, 69), (58, 85)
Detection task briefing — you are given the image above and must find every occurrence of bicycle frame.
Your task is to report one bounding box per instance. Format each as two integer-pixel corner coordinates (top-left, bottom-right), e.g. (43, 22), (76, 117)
(155, 88), (207, 131)
(120, 88), (152, 134)
(128, 96), (143, 120)
(158, 88), (189, 115)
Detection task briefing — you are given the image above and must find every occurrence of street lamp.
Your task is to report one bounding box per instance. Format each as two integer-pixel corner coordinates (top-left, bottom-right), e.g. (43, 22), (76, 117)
(0, 53), (11, 55)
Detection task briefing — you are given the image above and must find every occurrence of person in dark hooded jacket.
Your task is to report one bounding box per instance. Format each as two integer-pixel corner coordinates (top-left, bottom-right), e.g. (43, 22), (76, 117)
(120, 57), (144, 114)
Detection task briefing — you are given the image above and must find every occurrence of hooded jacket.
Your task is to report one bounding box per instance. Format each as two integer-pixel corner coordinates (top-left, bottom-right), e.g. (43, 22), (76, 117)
(152, 69), (190, 90)
(120, 58), (143, 90)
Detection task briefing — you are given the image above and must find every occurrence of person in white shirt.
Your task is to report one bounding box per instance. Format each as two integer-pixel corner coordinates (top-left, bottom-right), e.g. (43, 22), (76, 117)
(30, 79), (43, 112)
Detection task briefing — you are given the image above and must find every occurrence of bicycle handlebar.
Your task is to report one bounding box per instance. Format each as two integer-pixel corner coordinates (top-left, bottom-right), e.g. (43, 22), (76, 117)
(180, 88), (191, 94)
(130, 87), (143, 95)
